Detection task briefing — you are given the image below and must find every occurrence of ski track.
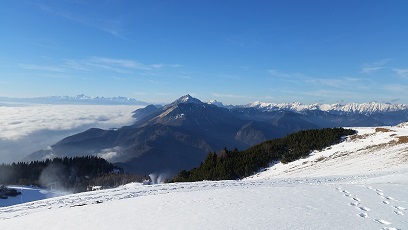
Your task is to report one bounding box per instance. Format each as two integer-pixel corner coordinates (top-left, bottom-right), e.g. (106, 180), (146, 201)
(336, 184), (407, 230)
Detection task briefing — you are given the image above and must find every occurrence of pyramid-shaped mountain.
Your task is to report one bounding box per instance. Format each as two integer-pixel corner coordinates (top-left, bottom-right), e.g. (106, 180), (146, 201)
(26, 95), (319, 176)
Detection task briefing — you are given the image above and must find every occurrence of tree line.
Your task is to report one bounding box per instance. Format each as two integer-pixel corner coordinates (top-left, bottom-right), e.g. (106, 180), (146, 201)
(173, 128), (356, 182)
(0, 156), (144, 192)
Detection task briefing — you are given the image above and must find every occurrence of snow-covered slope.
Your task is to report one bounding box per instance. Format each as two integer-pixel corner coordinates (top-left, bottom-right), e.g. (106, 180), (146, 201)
(0, 186), (69, 208)
(1, 124), (408, 229)
(247, 122), (408, 179)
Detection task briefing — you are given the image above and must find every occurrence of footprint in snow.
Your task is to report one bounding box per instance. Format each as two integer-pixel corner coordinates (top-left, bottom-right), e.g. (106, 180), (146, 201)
(374, 219), (391, 225)
(382, 227), (401, 230)
(393, 211), (404, 216)
(358, 206), (370, 212)
(393, 206), (406, 210)
(349, 202), (360, 206)
(352, 197), (361, 202)
(358, 213), (368, 218)
(383, 201), (390, 204)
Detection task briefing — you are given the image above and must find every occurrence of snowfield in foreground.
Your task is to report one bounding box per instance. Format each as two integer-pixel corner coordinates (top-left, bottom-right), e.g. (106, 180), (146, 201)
(1, 124), (408, 229)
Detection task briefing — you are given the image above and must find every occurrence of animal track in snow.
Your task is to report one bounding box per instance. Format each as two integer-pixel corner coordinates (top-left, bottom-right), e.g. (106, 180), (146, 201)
(349, 202), (360, 206)
(383, 200), (390, 204)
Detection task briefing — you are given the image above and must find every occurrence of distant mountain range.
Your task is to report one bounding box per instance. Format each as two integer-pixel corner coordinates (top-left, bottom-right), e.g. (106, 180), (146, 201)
(241, 101), (408, 115)
(2, 94), (407, 115)
(25, 95), (408, 177)
(0, 94), (148, 105)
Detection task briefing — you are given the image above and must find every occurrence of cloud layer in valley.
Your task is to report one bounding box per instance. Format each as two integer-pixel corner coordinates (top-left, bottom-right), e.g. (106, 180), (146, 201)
(0, 104), (140, 163)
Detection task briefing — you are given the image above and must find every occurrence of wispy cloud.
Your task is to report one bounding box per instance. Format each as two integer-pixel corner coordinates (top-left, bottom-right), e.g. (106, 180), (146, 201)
(89, 57), (149, 70)
(384, 84), (407, 92)
(21, 57), (182, 77)
(360, 59), (389, 74)
(150, 64), (183, 69)
(268, 69), (370, 89)
(268, 69), (306, 79)
(148, 79), (170, 85)
(39, 3), (125, 39)
(393, 69), (408, 78)
(78, 57), (181, 73)
(19, 64), (66, 72)
(212, 93), (248, 99)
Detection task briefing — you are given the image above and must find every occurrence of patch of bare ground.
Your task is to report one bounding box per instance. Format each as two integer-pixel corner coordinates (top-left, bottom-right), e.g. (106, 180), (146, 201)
(358, 140), (396, 152)
(349, 133), (371, 141)
(331, 152), (349, 159)
(397, 136), (408, 144)
(359, 136), (408, 153)
(375, 127), (392, 132)
(315, 156), (326, 162)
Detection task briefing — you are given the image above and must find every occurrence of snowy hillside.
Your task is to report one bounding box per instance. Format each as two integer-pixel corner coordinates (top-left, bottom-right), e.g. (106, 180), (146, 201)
(247, 122), (408, 179)
(1, 124), (408, 229)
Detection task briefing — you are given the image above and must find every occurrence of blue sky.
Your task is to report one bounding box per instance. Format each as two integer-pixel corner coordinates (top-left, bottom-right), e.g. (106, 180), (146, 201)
(1, 0), (408, 105)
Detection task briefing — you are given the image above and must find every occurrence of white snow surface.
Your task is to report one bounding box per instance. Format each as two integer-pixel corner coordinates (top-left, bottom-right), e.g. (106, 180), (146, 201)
(1, 125), (408, 229)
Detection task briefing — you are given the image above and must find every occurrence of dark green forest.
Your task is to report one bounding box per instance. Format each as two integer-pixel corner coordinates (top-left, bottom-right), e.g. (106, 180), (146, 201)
(0, 156), (144, 192)
(173, 128), (356, 182)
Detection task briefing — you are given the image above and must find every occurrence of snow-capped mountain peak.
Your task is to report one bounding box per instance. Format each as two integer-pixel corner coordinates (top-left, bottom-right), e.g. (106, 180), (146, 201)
(207, 100), (225, 107)
(172, 94), (202, 105)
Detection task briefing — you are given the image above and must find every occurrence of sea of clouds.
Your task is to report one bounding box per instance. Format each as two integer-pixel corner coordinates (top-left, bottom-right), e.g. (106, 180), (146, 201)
(0, 104), (141, 163)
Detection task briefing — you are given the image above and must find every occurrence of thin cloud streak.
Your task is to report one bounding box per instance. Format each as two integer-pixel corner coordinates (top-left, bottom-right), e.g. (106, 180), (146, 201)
(19, 57), (183, 77)
(384, 84), (407, 92)
(268, 69), (372, 89)
(19, 64), (66, 72)
(394, 69), (408, 78)
(39, 3), (125, 39)
(360, 59), (389, 74)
